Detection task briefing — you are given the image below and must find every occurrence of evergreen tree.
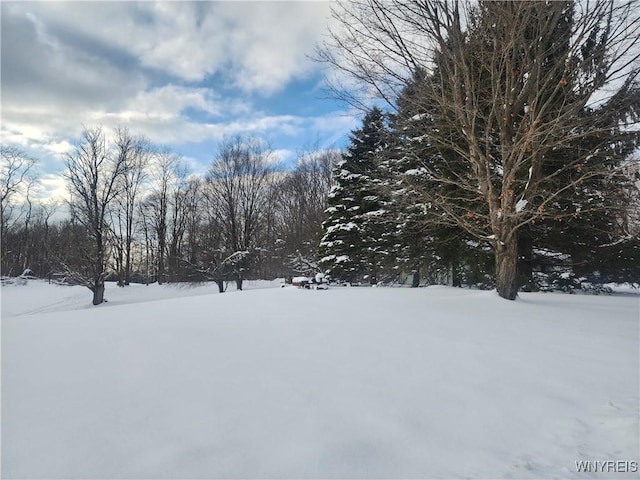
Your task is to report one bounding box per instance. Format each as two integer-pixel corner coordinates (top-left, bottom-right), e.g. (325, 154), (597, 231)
(318, 107), (391, 284)
(386, 68), (488, 287)
(529, 80), (640, 284)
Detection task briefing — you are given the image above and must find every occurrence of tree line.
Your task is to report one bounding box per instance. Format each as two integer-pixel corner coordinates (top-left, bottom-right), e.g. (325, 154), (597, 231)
(3, 0), (640, 303)
(1, 130), (337, 305)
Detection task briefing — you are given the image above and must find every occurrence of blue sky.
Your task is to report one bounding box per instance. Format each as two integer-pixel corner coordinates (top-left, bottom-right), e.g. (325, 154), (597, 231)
(1, 1), (359, 199)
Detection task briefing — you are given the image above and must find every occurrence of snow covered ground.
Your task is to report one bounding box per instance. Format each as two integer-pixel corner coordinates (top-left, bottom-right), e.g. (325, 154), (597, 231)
(2, 280), (638, 479)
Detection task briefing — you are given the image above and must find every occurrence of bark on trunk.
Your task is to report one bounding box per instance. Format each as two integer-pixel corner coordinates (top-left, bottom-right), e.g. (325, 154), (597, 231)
(216, 280), (224, 293)
(517, 226), (533, 285)
(495, 235), (519, 300)
(157, 250), (165, 285)
(236, 278), (243, 290)
(125, 248), (131, 286)
(92, 282), (106, 305)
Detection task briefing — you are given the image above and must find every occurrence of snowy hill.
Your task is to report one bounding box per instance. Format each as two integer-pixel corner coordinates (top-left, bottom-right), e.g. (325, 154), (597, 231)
(2, 281), (638, 478)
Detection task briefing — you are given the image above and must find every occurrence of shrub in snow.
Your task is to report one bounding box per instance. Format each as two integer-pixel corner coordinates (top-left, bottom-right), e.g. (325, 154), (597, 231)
(580, 282), (613, 295)
(19, 269), (36, 279)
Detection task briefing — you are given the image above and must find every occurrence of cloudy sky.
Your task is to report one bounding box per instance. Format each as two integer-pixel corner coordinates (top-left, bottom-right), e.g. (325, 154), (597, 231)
(1, 1), (358, 199)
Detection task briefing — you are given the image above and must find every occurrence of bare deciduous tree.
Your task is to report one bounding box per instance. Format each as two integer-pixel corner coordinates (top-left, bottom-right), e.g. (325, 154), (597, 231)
(143, 150), (183, 284)
(1, 146), (38, 276)
(64, 126), (130, 305)
(205, 136), (277, 290)
(109, 127), (151, 286)
(273, 148), (337, 259)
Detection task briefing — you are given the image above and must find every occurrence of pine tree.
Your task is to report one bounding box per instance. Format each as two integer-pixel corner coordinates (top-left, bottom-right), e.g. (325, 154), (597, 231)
(386, 68), (485, 287)
(318, 107), (391, 284)
(529, 80), (640, 284)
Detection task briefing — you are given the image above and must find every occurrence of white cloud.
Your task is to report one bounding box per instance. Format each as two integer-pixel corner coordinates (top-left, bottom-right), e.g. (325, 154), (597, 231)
(218, 2), (333, 94)
(130, 2), (334, 92)
(45, 141), (74, 155)
(108, 85), (223, 124)
(7, 1), (333, 91)
(1, 1), (352, 184)
(271, 149), (297, 166)
(39, 173), (68, 203)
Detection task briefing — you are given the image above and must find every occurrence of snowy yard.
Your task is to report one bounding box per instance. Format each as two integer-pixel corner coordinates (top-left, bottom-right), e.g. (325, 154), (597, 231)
(2, 281), (638, 479)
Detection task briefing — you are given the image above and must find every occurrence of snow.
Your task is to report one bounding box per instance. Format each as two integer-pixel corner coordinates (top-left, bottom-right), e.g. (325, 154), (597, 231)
(318, 239), (344, 248)
(325, 222), (359, 234)
(404, 167), (428, 176)
(2, 281), (638, 478)
(516, 198), (528, 212)
(364, 209), (386, 217)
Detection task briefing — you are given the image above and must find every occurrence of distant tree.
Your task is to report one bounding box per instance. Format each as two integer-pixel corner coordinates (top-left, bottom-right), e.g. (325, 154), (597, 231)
(205, 136), (277, 290)
(194, 190), (229, 292)
(273, 148), (338, 270)
(167, 163), (190, 282)
(108, 127), (151, 286)
(0, 146), (39, 276)
(143, 150), (185, 284)
(24, 201), (60, 277)
(288, 250), (321, 277)
(182, 177), (203, 269)
(138, 199), (158, 284)
(63, 126), (130, 305)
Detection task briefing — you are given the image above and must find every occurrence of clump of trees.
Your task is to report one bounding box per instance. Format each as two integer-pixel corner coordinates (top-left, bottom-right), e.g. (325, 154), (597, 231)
(1, 146), (40, 278)
(1, 129), (339, 304)
(317, 0), (640, 299)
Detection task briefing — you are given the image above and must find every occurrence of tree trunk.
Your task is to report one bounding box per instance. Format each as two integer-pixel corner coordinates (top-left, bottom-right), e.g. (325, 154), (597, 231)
(92, 281), (106, 305)
(157, 238), (165, 285)
(411, 269), (420, 288)
(451, 254), (461, 287)
(236, 277), (243, 290)
(125, 247), (131, 286)
(216, 280), (224, 293)
(517, 225), (533, 277)
(495, 235), (519, 300)
(115, 247), (124, 286)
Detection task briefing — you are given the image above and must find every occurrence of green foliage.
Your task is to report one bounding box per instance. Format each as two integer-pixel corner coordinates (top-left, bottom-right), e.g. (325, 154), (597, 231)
(318, 107), (392, 283)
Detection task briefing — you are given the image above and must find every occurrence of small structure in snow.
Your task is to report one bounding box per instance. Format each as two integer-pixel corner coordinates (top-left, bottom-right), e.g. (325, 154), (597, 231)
(292, 276), (312, 288)
(291, 274), (328, 290)
(314, 272), (328, 290)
